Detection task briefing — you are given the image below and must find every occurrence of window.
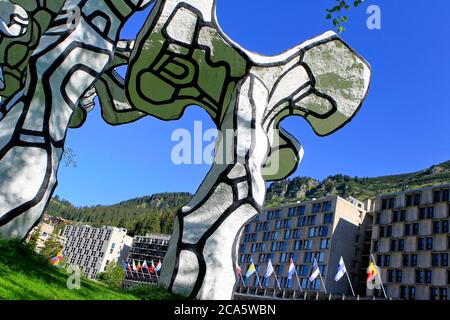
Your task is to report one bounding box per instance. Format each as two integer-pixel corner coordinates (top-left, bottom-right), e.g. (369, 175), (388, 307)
(411, 254), (417, 267)
(427, 207), (434, 219)
(402, 254), (410, 267)
(304, 252), (313, 262)
(379, 226), (385, 237)
(419, 207), (426, 219)
(414, 194), (421, 206)
(406, 195), (413, 207)
(440, 288), (448, 301)
(443, 189), (449, 201)
(441, 253), (448, 267)
(400, 210), (406, 221)
(433, 221), (440, 234)
(400, 286), (408, 300)
(418, 238), (425, 250)
(434, 190), (441, 203)
(315, 252), (325, 263)
(297, 206), (306, 216)
(389, 198), (395, 209)
(405, 224), (411, 236)
(390, 240), (397, 251)
(239, 244), (247, 253)
(386, 226), (392, 237)
(415, 270), (424, 284)
(432, 253), (440, 267)
(398, 239), (405, 251)
(312, 203), (321, 214)
(303, 240), (313, 250)
(319, 226), (329, 237)
(294, 240), (303, 251)
(375, 212), (381, 224)
(382, 199), (388, 210)
(288, 207), (297, 217)
(323, 201), (332, 212)
(426, 237), (433, 250)
(425, 270), (432, 284)
(393, 211), (399, 222)
(320, 238), (330, 249)
(323, 213), (333, 224)
(412, 223), (419, 235)
(373, 240), (379, 252)
(396, 270), (403, 282)
(442, 220), (449, 233)
(409, 287), (416, 300)
(384, 255), (391, 267)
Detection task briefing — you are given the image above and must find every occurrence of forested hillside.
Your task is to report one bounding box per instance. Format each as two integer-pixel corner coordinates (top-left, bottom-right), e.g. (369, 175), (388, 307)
(47, 161), (449, 235)
(266, 160), (450, 207)
(47, 193), (192, 236)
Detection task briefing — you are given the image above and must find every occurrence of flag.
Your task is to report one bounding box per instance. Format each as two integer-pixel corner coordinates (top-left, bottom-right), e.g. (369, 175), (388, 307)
(127, 262), (132, 271)
(132, 260), (137, 271)
(137, 261), (142, 271)
(367, 262), (378, 282)
(155, 259), (162, 272)
(150, 260), (155, 273)
(122, 261), (128, 271)
(309, 258), (320, 282)
(245, 261), (256, 278)
(235, 263), (242, 277)
(264, 259), (275, 279)
(57, 250), (65, 261)
(142, 260), (148, 270)
(335, 257), (347, 282)
(287, 258), (295, 280)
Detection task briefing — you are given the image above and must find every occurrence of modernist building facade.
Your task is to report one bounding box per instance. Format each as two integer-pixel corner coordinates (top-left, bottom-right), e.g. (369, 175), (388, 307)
(369, 184), (450, 300)
(123, 233), (170, 287)
(235, 196), (372, 296)
(62, 225), (133, 279)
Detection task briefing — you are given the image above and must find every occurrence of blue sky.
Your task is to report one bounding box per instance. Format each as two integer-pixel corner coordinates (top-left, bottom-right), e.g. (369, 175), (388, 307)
(56, 0), (450, 206)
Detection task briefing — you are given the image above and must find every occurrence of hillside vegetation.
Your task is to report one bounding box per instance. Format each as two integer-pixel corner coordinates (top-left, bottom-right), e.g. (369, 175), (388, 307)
(0, 239), (179, 300)
(266, 160), (450, 207)
(47, 192), (192, 236)
(47, 161), (450, 233)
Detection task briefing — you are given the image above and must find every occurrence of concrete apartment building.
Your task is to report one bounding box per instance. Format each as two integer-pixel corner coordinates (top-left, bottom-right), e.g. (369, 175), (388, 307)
(235, 196), (372, 296)
(369, 184), (450, 300)
(63, 225), (133, 279)
(123, 233), (170, 287)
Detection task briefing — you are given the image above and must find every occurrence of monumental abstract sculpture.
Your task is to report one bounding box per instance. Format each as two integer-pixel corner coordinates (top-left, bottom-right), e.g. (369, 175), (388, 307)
(0, 0), (371, 299)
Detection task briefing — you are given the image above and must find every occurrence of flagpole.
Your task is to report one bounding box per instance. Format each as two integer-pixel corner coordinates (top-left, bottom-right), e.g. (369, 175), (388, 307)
(371, 254), (387, 299)
(293, 268), (303, 293)
(343, 260), (355, 296)
(273, 270), (281, 290)
(239, 272), (246, 288)
(318, 270), (328, 295)
(255, 269), (263, 289)
(313, 258), (328, 295)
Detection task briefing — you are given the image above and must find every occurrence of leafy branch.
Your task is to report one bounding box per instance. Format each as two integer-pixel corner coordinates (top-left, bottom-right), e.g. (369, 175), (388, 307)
(326, 0), (364, 33)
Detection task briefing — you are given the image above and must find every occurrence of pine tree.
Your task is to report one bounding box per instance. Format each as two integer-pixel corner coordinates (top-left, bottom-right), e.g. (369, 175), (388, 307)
(27, 227), (41, 251)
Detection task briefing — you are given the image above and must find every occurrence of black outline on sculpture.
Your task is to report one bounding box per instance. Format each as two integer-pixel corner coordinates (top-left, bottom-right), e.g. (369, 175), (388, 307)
(0, 0), (371, 300)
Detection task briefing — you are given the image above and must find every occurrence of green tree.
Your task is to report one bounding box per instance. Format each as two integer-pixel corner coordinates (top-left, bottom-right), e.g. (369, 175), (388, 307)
(97, 261), (125, 288)
(27, 227), (41, 251)
(40, 237), (62, 260)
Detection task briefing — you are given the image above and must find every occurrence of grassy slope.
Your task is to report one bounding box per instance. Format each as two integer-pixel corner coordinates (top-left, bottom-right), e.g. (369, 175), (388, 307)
(0, 239), (178, 300)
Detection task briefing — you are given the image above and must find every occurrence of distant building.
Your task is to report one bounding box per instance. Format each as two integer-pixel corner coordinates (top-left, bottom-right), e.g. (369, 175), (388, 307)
(62, 225), (133, 279)
(25, 222), (55, 253)
(235, 196), (372, 298)
(368, 183), (450, 300)
(123, 233), (170, 288)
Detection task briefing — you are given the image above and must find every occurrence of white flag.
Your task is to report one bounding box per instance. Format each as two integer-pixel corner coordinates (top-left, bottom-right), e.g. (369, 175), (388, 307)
(308, 258), (320, 282)
(334, 256), (347, 282)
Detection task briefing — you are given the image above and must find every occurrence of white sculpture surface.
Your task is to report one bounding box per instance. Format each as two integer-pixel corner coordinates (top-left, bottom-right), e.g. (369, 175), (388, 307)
(0, 0), (371, 300)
